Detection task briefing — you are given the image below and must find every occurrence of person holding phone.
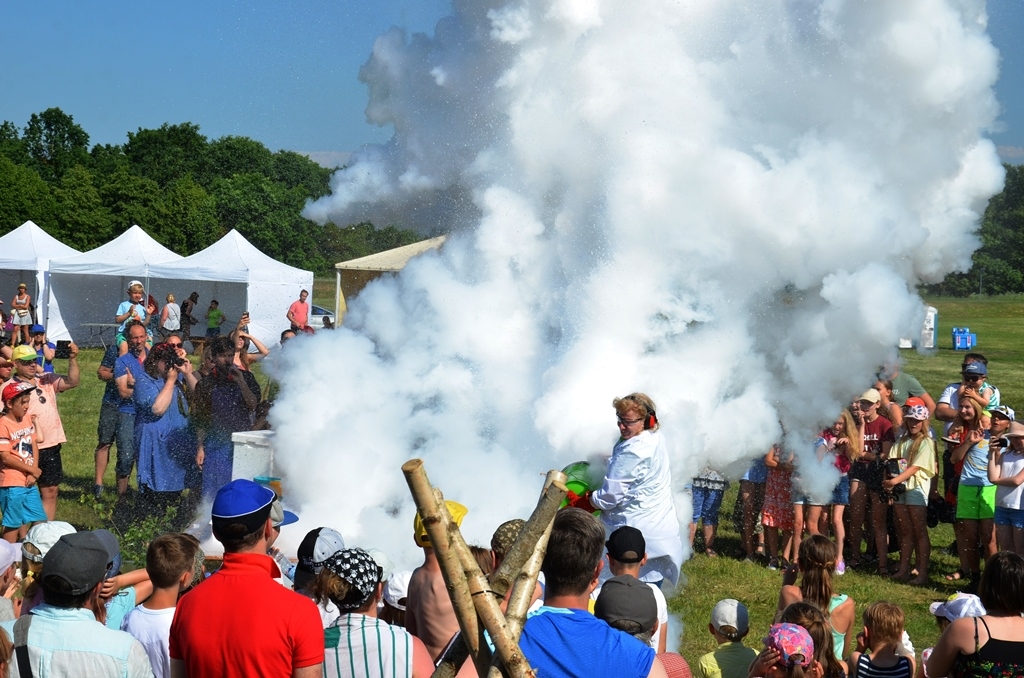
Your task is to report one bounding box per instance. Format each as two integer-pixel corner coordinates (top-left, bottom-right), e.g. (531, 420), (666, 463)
(28, 325), (55, 374)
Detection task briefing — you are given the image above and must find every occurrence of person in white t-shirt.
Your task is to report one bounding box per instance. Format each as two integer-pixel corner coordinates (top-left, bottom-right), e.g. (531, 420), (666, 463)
(121, 533), (200, 678)
(592, 526), (669, 653)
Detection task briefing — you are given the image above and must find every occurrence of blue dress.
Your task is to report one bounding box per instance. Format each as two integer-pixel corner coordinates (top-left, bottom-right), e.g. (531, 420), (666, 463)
(133, 371), (195, 492)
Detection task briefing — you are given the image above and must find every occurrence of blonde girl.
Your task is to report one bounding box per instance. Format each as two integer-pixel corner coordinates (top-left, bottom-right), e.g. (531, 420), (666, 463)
(884, 404), (936, 585)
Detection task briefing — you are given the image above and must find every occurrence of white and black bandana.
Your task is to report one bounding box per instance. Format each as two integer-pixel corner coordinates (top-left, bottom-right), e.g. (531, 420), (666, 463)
(324, 548), (382, 611)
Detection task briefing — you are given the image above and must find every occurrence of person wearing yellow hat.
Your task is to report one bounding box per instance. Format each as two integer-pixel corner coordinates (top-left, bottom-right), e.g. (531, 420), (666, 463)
(406, 500), (467, 661)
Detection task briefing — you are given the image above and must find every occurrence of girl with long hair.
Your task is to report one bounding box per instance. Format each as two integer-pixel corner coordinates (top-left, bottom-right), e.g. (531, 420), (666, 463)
(883, 404), (936, 585)
(776, 535), (856, 662)
(949, 399), (995, 592)
(816, 409), (862, 574)
(778, 601), (848, 678)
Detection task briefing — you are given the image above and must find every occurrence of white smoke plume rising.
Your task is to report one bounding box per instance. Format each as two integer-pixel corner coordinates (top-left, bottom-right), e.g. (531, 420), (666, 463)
(274, 0), (1005, 568)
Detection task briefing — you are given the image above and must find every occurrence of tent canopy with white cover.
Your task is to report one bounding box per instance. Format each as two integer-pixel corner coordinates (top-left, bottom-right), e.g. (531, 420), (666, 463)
(144, 230), (313, 348)
(0, 220), (81, 331)
(48, 225), (183, 342)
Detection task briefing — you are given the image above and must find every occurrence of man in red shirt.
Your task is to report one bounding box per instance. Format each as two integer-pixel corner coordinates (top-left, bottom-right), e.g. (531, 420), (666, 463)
(169, 479), (323, 677)
(286, 290), (311, 333)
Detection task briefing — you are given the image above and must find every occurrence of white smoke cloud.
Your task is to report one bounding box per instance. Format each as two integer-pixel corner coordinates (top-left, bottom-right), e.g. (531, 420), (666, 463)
(278, 0), (1004, 567)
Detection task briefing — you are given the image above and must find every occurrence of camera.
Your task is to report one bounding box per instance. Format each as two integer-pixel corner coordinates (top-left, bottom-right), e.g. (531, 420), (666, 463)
(992, 437), (1009, 449)
(170, 355), (186, 367)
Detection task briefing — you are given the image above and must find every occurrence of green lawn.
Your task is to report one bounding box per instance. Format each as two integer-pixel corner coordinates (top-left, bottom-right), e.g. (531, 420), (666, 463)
(48, 295), (1021, 661)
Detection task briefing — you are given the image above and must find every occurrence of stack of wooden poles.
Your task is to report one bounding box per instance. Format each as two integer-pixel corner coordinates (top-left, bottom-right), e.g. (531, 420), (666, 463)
(401, 459), (568, 678)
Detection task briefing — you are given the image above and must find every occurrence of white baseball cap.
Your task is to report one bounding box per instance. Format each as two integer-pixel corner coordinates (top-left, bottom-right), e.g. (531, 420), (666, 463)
(930, 592), (986, 621)
(711, 598), (749, 634)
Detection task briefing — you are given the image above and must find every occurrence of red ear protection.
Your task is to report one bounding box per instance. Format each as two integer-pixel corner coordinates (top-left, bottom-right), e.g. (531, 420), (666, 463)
(645, 413), (657, 430)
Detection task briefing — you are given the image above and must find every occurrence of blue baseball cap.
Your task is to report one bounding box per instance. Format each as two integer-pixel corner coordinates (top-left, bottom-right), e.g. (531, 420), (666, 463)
(963, 362), (987, 376)
(212, 479), (275, 535)
(30, 324), (45, 334)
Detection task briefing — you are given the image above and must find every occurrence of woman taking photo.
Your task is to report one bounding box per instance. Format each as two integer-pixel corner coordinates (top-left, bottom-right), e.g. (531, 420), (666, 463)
(988, 421), (1024, 554)
(579, 393), (684, 585)
(132, 342), (198, 512)
(883, 404), (936, 585)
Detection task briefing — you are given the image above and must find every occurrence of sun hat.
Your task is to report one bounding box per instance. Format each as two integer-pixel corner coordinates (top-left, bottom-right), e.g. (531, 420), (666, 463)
(606, 526), (646, 563)
(991, 405), (1015, 421)
(765, 623), (814, 667)
(2, 381), (34, 403)
(1002, 421), (1024, 439)
(413, 501), (468, 547)
(41, 532), (110, 596)
(23, 522), (76, 563)
(17, 283), (25, 289)
(594, 574), (658, 633)
(930, 592), (986, 621)
(963, 362), (987, 376)
(711, 598), (749, 634)
(211, 479), (275, 537)
(858, 389), (881, 404)
(293, 527), (347, 589)
(383, 570), (413, 610)
(11, 345), (37, 363)
(904, 404), (930, 422)
(0, 541), (20, 573)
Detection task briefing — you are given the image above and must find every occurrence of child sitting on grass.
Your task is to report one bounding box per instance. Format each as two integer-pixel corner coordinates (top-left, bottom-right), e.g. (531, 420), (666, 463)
(0, 381), (44, 543)
(916, 593), (985, 678)
(694, 598), (755, 678)
(848, 602), (914, 678)
(749, 623), (819, 678)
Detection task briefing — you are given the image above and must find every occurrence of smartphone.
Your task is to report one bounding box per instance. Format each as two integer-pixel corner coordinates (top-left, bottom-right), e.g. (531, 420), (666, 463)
(54, 340), (72, 359)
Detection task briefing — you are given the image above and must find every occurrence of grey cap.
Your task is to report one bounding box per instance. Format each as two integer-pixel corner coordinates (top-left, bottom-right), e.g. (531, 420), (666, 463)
(42, 532), (109, 596)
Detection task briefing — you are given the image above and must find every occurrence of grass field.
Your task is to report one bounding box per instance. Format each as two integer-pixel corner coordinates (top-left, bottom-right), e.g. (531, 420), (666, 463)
(44, 294), (1020, 660)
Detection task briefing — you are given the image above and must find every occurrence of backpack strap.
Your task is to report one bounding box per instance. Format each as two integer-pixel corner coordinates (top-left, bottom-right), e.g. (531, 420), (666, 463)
(13, 614), (33, 678)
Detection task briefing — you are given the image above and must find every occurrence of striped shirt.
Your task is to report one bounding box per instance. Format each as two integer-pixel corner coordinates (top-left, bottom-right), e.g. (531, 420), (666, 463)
(324, 613), (412, 678)
(855, 653), (912, 678)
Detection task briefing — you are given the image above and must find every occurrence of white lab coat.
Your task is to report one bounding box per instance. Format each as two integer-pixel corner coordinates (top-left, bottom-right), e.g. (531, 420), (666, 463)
(591, 428), (684, 585)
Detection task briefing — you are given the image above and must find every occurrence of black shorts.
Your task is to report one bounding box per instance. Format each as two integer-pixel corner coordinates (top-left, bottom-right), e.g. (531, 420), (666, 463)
(37, 444), (63, 488)
(849, 459), (883, 491)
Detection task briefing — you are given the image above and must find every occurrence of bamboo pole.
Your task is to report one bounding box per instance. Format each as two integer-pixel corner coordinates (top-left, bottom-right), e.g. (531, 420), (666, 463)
(402, 460), (482, 664)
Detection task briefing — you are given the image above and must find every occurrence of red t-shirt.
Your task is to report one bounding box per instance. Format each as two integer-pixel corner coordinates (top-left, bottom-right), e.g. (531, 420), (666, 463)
(288, 300), (309, 327)
(863, 416), (895, 459)
(169, 552), (323, 676)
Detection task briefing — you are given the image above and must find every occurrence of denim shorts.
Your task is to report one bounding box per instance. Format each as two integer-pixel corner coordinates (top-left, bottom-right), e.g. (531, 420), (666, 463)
(830, 475), (850, 506)
(692, 487), (725, 525)
(741, 459), (769, 484)
(895, 486), (928, 507)
(994, 505), (1024, 529)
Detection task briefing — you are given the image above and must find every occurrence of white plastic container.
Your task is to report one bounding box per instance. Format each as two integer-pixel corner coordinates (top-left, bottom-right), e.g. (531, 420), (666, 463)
(231, 430), (276, 482)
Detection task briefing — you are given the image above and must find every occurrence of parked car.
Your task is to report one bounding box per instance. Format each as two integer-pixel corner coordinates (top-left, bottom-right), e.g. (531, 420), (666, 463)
(308, 304), (336, 330)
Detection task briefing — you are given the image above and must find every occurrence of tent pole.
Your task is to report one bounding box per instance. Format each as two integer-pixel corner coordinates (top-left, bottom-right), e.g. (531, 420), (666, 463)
(334, 269), (341, 326)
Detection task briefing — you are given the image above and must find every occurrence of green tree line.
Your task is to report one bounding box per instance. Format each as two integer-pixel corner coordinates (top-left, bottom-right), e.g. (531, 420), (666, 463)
(0, 107), (419, 275)
(924, 163), (1024, 296)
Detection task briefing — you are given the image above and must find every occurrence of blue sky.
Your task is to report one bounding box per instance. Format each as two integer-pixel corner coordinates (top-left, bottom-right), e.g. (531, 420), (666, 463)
(1, 0), (1021, 165)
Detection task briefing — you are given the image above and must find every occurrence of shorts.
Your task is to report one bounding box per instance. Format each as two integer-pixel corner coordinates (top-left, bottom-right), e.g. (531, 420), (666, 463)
(691, 487), (725, 525)
(741, 460), (768, 484)
(206, 327), (221, 337)
(37, 444), (63, 487)
(830, 475), (850, 506)
(895, 486), (928, 507)
(956, 484), (996, 520)
(994, 505), (1024, 529)
(0, 486), (47, 527)
(115, 412), (136, 479)
(849, 460), (883, 490)
(97, 401), (119, 446)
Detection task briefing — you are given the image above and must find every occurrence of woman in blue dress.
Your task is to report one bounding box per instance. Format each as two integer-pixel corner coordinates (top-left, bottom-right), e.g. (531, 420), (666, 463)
(132, 341), (198, 512)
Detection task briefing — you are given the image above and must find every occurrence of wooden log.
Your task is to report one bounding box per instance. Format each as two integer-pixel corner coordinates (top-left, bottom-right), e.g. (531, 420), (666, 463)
(402, 460), (482, 665)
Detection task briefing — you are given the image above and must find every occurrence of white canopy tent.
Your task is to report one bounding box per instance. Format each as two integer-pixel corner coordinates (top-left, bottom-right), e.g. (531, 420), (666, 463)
(145, 230), (313, 348)
(48, 225), (183, 342)
(0, 221), (81, 332)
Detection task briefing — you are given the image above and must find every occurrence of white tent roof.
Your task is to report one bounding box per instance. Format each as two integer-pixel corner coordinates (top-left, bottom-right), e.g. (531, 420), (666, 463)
(148, 229), (306, 283)
(50, 224), (182, 274)
(335, 235), (447, 272)
(0, 221), (80, 268)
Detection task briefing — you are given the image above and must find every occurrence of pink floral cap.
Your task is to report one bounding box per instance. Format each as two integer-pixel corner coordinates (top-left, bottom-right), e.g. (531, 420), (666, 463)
(765, 623), (813, 667)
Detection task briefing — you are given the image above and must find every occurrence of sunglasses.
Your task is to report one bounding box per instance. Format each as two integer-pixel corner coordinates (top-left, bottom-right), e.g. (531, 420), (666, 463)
(617, 416), (644, 426)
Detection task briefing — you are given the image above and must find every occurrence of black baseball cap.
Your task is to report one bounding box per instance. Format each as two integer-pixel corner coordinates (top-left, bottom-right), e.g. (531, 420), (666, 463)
(606, 526), (646, 563)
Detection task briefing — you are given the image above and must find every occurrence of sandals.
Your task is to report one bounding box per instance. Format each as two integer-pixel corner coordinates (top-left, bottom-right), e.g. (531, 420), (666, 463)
(705, 547), (719, 558)
(945, 569), (964, 582)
